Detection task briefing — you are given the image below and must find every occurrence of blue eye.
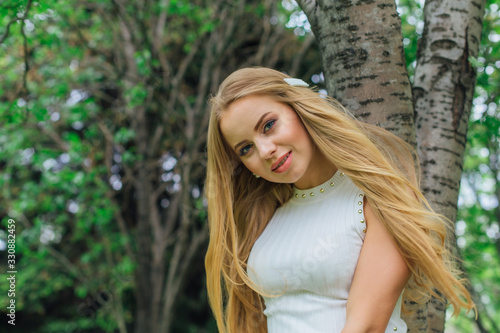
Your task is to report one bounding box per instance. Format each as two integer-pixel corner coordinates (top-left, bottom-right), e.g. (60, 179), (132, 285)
(239, 144), (252, 156)
(264, 119), (276, 132)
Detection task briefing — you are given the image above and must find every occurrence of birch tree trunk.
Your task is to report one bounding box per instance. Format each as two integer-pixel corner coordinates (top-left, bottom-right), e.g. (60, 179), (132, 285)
(297, 0), (486, 332)
(297, 0), (416, 145)
(413, 0), (486, 331)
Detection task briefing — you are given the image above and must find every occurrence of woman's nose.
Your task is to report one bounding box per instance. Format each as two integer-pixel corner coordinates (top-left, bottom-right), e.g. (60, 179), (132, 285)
(256, 139), (276, 160)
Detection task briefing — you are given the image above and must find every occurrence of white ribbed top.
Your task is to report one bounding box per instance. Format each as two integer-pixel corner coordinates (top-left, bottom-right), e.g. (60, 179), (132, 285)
(247, 171), (407, 333)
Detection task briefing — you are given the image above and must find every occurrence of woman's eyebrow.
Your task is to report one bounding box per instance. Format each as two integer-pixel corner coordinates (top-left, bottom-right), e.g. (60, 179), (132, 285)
(254, 112), (271, 131)
(233, 140), (245, 152)
(233, 112), (272, 152)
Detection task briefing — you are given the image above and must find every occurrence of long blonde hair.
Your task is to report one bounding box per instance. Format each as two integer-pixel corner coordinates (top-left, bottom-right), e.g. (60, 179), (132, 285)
(205, 67), (474, 333)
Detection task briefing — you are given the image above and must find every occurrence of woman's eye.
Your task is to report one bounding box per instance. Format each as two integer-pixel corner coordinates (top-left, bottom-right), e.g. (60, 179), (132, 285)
(263, 119), (276, 133)
(239, 144), (252, 156)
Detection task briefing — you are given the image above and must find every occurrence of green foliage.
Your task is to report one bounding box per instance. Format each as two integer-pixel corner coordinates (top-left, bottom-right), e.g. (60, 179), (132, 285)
(0, 1), (134, 332)
(396, 0), (424, 81)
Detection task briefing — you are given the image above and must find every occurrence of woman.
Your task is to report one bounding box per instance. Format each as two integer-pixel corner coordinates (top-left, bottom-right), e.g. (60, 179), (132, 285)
(205, 67), (474, 333)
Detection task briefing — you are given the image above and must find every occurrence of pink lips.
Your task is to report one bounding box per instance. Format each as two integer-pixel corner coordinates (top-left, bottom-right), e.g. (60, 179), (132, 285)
(272, 151), (292, 173)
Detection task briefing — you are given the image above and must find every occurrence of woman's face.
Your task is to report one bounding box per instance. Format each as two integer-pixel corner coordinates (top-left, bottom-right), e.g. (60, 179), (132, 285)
(219, 94), (335, 189)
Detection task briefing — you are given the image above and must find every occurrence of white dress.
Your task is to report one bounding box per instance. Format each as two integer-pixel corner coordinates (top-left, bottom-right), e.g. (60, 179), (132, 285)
(247, 170), (407, 333)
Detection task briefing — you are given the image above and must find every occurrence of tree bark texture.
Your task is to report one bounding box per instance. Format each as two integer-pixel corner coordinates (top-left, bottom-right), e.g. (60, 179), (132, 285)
(298, 0), (416, 146)
(413, 0), (486, 332)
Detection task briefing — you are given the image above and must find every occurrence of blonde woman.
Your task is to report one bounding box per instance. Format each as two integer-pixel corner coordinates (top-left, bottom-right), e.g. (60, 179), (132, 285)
(205, 67), (474, 333)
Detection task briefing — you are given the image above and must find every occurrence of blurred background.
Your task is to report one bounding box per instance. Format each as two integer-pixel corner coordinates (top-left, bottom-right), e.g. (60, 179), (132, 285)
(0, 0), (498, 332)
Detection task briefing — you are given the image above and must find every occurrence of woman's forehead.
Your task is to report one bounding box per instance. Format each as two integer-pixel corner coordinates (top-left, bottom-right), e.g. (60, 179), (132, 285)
(219, 96), (282, 143)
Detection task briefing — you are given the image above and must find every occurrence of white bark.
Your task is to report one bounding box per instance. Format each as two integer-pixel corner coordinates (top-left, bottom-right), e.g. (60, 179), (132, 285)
(298, 0), (416, 145)
(413, 0), (486, 331)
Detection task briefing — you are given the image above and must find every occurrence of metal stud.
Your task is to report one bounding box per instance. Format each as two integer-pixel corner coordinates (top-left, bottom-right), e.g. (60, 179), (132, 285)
(358, 201), (363, 205)
(393, 328), (397, 332)
(363, 228), (366, 233)
(340, 172), (344, 177)
(358, 209), (362, 214)
(320, 188), (325, 193)
(295, 193), (299, 198)
(310, 192), (314, 197)
(359, 193), (363, 197)
(360, 219), (365, 223)
(302, 194), (306, 198)
(330, 182), (335, 187)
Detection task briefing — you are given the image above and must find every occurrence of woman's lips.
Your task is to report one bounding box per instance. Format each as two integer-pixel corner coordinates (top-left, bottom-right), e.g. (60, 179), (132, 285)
(272, 151), (292, 173)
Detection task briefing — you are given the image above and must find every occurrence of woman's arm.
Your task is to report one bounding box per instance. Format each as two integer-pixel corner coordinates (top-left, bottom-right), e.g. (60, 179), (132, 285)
(342, 199), (411, 333)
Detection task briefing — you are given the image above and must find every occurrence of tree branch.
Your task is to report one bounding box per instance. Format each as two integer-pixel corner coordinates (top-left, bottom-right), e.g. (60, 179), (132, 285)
(0, 17), (21, 44)
(18, 0), (34, 96)
(0, 0), (33, 44)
